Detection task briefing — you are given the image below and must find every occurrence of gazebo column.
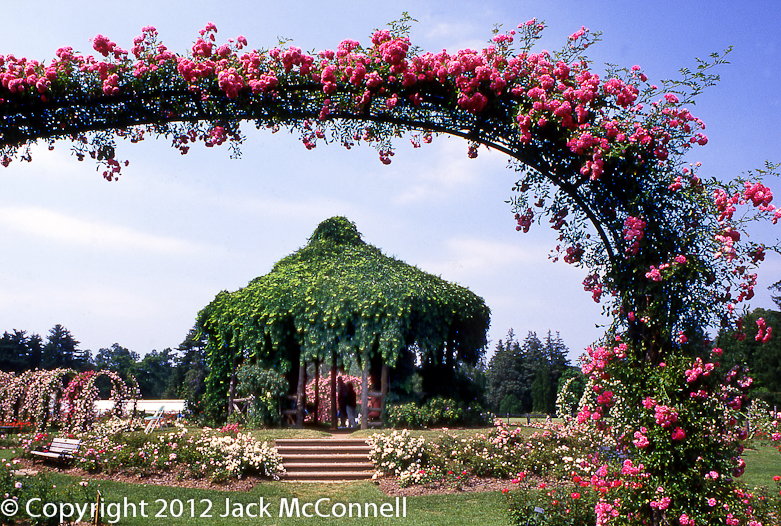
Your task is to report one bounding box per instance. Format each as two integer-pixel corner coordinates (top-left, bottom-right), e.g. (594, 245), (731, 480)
(381, 363), (389, 422)
(314, 358), (320, 425)
(361, 351), (369, 430)
(296, 360), (306, 428)
(330, 350), (337, 430)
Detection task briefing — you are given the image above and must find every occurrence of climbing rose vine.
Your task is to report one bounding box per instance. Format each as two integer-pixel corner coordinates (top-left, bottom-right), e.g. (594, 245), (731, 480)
(2, 16), (780, 525)
(0, 369), (138, 431)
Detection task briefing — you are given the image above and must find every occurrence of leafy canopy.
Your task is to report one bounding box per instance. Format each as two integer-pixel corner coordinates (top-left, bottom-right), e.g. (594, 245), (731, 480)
(197, 216), (490, 369)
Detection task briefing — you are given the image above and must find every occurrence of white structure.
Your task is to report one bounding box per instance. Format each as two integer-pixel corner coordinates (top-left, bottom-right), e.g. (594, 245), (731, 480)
(93, 399), (185, 414)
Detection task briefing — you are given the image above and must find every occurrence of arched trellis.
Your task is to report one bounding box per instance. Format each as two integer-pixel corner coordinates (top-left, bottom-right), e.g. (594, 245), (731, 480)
(0, 369), (76, 428)
(62, 369), (139, 430)
(3, 18), (780, 525)
(0, 19), (755, 357)
(0, 368), (138, 430)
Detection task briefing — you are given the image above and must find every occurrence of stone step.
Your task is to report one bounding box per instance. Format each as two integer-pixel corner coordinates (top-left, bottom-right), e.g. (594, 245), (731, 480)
(277, 446), (371, 457)
(282, 454), (369, 462)
(275, 438), (371, 446)
(284, 462), (373, 471)
(278, 470), (374, 481)
(275, 438), (375, 482)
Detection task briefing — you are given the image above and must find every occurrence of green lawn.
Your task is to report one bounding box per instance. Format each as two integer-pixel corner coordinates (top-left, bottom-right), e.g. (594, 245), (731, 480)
(2, 445), (510, 526)
(741, 441), (781, 489)
(3, 434), (780, 525)
(49, 478), (510, 525)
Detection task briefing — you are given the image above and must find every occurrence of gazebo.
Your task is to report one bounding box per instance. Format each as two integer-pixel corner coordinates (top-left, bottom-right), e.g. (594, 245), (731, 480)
(197, 216), (490, 428)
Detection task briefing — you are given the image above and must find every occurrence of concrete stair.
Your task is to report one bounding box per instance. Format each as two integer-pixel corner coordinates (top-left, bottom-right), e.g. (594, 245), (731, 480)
(275, 438), (374, 482)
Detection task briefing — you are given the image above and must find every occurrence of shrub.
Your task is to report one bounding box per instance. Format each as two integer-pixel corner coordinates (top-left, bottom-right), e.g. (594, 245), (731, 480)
(21, 418), (284, 482)
(0, 450), (97, 526)
(367, 429), (427, 477)
(386, 397), (491, 428)
(235, 364), (289, 427)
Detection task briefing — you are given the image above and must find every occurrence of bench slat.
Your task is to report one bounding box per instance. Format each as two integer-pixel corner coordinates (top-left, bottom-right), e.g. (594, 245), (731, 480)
(52, 438), (81, 445)
(31, 438), (81, 462)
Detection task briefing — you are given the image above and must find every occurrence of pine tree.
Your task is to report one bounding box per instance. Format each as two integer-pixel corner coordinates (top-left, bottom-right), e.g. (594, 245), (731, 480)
(41, 325), (80, 369)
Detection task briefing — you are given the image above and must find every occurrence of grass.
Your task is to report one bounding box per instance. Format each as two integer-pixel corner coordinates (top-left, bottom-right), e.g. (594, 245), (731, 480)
(741, 440), (781, 489)
(4, 431), (780, 525)
(50, 479), (510, 525)
(2, 445), (511, 525)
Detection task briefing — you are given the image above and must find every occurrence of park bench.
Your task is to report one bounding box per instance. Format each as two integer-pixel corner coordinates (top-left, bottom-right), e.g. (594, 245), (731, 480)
(30, 438), (81, 463)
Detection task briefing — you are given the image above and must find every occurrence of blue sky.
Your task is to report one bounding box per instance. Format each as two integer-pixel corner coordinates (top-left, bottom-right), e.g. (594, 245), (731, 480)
(1, 0), (779, 363)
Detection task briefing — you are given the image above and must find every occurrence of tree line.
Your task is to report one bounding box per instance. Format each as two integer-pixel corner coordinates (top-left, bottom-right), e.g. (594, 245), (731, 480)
(5, 312), (779, 415)
(0, 324), (207, 401)
(484, 329), (581, 415)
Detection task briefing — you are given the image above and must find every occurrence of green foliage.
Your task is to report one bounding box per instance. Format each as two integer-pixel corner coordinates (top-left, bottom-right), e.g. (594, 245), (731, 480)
(487, 330), (570, 415)
(499, 394), (524, 415)
(235, 363), (288, 427)
(0, 449), (97, 526)
(507, 488), (598, 526)
(0, 325), (90, 374)
(716, 306), (781, 407)
(197, 216), (490, 423)
(386, 397), (491, 428)
(174, 327), (209, 417)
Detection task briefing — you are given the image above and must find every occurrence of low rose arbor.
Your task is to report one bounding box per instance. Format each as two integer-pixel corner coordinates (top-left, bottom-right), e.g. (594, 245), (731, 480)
(197, 216), (490, 430)
(0, 368), (139, 431)
(2, 16), (781, 525)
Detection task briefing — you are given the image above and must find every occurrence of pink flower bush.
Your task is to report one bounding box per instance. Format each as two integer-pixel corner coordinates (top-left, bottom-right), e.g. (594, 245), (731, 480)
(3, 18), (780, 526)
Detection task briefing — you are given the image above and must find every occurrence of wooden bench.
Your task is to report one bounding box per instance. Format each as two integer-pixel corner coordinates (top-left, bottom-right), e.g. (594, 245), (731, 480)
(30, 438), (81, 463)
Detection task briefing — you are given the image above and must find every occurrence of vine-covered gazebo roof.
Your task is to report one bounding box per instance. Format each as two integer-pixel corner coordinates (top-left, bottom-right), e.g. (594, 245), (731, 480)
(197, 216), (490, 367)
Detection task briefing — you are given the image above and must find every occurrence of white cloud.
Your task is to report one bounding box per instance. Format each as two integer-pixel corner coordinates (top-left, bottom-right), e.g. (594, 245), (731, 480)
(0, 206), (208, 256)
(419, 236), (549, 280)
(389, 139), (505, 204)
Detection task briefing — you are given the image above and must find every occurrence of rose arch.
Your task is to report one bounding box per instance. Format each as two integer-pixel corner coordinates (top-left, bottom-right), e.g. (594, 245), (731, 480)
(2, 16), (780, 525)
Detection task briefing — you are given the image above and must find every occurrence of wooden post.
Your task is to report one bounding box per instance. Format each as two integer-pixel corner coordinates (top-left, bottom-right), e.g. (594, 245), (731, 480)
(330, 351), (337, 430)
(296, 360), (306, 428)
(380, 363), (389, 422)
(361, 352), (369, 430)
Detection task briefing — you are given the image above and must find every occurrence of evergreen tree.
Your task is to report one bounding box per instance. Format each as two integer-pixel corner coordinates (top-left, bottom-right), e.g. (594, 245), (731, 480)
(486, 329), (571, 414)
(716, 307), (781, 407)
(171, 328), (209, 412)
(0, 330), (40, 372)
(486, 329), (525, 411)
(41, 324), (80, 369)
(531, 359), (554, 413)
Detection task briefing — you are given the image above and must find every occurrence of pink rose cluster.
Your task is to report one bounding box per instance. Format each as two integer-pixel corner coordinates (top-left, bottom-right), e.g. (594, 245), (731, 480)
(755, 317), (772, 343)
(622, 216), (646, 256)
(714, 181), (781, 226)
(653, 404), (678, 429)
(632, 428), (649, 448)
(644, 254), (687, 282)
(685, 357), (715, 383)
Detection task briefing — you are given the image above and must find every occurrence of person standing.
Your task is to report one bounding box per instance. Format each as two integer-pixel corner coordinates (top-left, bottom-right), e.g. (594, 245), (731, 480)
(337, 377), (347, 428)
(345, 381), (358, 428)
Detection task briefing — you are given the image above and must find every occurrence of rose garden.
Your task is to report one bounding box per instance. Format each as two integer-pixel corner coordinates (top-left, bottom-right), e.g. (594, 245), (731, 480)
(2, 14), (781, 526)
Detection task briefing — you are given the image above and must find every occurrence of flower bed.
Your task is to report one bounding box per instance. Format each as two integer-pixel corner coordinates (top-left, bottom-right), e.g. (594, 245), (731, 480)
(20, 418), (284, 483)
(368, 420), (603, 488)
